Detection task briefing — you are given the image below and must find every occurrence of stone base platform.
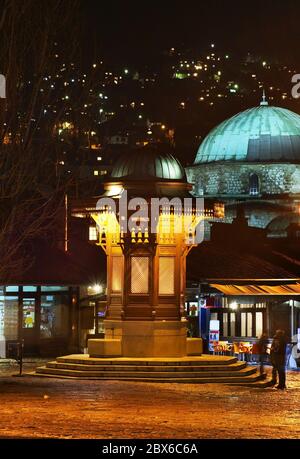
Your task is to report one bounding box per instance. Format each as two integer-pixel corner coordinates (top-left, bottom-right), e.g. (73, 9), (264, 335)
(31, 354), (268, 386)
(87, 337), (203, 358)
(100, 320), (189, 358)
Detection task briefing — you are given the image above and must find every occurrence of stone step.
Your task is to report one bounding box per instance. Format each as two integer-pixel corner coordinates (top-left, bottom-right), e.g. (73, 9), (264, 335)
(46, 361), (247, 372)
(56, 354), (238, 366)
(30, 353), (266, 386)
(29, 370), (264, 384)
(35, 365), (256, 379)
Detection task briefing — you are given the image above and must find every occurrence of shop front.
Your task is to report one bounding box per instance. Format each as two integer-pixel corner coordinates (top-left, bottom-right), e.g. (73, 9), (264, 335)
(79, 291), (107, 352)
(207, 296), (267, 341)
(0, 285), (79, 357)
(185, 281), (300, 346)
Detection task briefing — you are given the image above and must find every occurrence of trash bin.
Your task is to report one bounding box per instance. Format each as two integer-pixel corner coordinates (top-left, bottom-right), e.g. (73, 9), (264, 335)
(6, 340), (24, 375)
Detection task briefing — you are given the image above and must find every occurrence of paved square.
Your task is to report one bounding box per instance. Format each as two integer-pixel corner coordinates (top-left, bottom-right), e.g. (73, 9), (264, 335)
(0, 360), (299, 439)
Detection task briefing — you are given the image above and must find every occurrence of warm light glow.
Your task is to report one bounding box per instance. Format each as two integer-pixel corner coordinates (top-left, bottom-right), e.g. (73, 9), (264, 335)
(91, 210), (121, 252)
(214, 203), (225, 219)
(93, 284), (102, 294)
(230, 302), (238, 310)
(106, 185), (123, 197)
(88, 284), (102, 294)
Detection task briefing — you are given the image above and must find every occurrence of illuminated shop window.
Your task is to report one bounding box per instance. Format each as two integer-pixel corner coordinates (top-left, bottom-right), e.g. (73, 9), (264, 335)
(188, 302), (198, 317)
(159, 257), (175, 295)
(5, 286), (19, 292)
(22, 298), (36, 329)
(223, 312), (236, 337)
(241, 312), (253, 337)
(223, 312), (228, 336)
(256, 303), (266, 309)
(131, 257), (149, 294)
(255, 312), (263, 338)
(40, 295), (69, 338)
(23, 286), (37, 292)
(41, 286), (68, 292)
(0, 296), (18, 340)
(230, 312), (236, 336)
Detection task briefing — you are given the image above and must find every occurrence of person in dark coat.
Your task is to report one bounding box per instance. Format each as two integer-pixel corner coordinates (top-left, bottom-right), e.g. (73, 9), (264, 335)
(270, 329), (287, 390)
(257, 332), (268, 375)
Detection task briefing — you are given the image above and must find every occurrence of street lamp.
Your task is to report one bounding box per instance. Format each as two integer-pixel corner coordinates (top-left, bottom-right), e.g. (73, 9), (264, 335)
(230, 301), (238, 310)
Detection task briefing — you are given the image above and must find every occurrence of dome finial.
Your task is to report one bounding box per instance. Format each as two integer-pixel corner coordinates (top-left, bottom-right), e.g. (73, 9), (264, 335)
(260, 88), (268, 106)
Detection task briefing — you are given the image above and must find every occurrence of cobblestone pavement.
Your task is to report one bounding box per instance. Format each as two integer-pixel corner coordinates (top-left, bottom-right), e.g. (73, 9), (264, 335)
(0, 359), (300, 439)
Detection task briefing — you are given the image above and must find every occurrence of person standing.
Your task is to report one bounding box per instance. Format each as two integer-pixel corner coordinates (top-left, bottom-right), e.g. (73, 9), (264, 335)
(257, 332), (268, 375)
(270, 329), (287, 390)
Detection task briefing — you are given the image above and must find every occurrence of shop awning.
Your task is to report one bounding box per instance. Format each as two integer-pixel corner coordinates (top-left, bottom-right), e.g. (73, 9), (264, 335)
(210, 283), (300, 295)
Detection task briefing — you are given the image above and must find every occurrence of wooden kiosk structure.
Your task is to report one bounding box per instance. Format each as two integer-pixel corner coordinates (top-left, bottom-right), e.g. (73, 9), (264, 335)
(72, 146), (223, 358)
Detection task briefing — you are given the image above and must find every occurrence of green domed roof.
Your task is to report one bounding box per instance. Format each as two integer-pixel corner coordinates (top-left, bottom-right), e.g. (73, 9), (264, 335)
(194, 104), (300, 164)
(111, 144), (186, 181)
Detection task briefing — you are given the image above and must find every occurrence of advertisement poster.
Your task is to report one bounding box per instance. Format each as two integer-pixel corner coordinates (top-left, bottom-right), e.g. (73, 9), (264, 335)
(209, 319), (220, 352)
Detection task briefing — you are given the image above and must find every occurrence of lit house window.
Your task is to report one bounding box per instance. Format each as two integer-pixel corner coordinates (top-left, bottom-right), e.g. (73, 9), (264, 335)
(94, 170), (99, 176)
(89, 226), (98, 241)
(249, 173), (259, 195)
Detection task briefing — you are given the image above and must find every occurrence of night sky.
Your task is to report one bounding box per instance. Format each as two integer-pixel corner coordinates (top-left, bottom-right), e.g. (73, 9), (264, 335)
(82, 0), (300, 65)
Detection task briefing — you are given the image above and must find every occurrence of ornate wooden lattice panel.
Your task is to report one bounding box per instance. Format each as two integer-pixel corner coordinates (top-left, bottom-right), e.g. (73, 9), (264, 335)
(111, 257), (122, 292)
(131, 257), (149, 294)
(159, 257), (175, 295)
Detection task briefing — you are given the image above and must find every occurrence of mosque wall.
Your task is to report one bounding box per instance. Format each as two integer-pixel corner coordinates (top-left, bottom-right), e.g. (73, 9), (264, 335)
(223, 206), (282, 229)
(186, 162), (300, 196)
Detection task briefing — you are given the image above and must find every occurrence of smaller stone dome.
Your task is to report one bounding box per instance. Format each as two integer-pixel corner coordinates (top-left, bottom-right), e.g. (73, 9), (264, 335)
(111, 144), (186, 181)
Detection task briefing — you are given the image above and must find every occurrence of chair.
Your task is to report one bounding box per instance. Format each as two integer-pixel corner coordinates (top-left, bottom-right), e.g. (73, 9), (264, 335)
(212, 342), (221, 354)
(233, 342), (240, 359)
(218, 341), (229, 355)
(239, 342), (252, 361)
(226, 343), (233, 354)
(250, 342), (260, 363)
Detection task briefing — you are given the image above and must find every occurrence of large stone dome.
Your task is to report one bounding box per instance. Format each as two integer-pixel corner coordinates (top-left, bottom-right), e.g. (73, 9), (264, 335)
(194, 103), (300, 164)
(111, 144), (186, 181)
